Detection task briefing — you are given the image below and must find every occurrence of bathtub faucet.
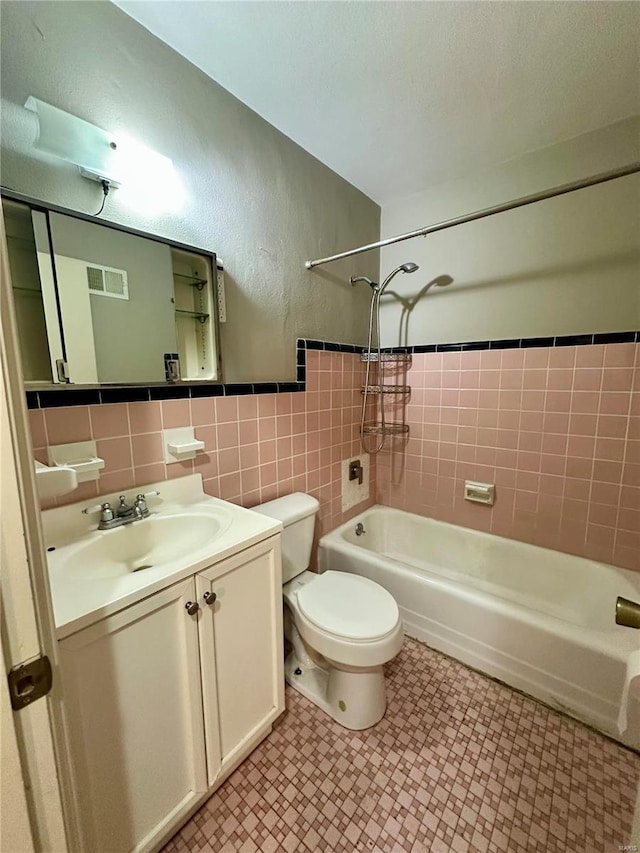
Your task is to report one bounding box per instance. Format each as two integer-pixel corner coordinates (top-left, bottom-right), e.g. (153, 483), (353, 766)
(616, 597), (640, 629)
(355, 523), (366, 536)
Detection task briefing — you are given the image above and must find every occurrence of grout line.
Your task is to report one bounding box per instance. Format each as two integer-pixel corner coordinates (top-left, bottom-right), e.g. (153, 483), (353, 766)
(585, 358), (606, 554)
(612, 365), (635, 564)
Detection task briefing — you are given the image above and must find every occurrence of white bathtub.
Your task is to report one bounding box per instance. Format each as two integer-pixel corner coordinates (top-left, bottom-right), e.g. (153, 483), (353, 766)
(319, 506), (640, 750)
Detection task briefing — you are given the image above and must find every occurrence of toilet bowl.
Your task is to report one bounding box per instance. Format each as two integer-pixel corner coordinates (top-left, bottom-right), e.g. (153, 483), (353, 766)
(253, 493), (403, 730)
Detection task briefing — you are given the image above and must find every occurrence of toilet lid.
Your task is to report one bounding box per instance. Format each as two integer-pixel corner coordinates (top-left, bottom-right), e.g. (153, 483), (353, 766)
(297, 571), (399, 640)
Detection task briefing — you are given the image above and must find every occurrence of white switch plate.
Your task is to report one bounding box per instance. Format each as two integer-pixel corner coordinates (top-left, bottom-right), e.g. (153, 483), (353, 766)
(341, 456), (370, 513)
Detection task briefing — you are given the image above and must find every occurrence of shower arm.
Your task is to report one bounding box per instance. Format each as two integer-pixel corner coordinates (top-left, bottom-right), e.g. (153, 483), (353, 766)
(304, 162), (640, 270)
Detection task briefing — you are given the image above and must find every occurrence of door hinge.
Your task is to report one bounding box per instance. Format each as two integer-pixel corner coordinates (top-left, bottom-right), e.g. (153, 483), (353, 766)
(55, 358), (70, 383)
(7, 655), (53, 711)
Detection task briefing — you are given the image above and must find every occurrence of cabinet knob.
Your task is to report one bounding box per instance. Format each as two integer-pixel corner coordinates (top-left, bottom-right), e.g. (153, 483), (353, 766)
(203, 591), (217, 606)
(185, 601), (199, 616)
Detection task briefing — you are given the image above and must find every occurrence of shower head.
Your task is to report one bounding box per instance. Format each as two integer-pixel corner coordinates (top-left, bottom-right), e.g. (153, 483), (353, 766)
(377, 261), (420, 297)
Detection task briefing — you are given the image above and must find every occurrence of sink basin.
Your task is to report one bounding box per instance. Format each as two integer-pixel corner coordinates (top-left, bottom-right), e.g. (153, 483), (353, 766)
(42, 474), (283, 637)
(60, 513), (227, 579)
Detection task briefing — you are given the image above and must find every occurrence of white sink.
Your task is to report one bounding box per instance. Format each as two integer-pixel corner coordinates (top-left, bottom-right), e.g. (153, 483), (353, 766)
(59, 513), (227, 579)
(42, 474), (282, 638)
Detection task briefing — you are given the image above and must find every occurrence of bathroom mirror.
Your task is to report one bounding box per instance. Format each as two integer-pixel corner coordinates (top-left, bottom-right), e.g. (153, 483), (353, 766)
(1, 191), (222, 387)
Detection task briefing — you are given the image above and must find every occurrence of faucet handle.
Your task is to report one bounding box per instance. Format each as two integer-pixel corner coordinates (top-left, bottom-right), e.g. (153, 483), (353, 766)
(348, 459), (364, 486)
(134, 490), (160, 504)
(82, 502), (114, 524)
(133, 490), (160, 516)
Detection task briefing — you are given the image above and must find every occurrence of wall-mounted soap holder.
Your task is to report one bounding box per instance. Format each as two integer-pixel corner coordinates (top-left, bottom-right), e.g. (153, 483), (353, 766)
(163, 427), (205, 463)
(34, 460), (78, 500)
(464, 480), (495, 505)
(47, 441), (105, 483)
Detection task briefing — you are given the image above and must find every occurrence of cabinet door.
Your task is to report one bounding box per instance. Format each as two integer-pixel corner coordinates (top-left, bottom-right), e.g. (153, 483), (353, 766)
(197, 535), (284, 783)
(58, 578), (207, 853)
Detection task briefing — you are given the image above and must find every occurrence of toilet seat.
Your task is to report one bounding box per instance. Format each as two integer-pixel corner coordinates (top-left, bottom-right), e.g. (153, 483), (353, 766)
(297, 571), (399, 641)
(284, 571), (404, 669)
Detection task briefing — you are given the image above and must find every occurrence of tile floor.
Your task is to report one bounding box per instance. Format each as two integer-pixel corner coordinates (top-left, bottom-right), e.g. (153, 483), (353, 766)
(163, 638), (639, 853)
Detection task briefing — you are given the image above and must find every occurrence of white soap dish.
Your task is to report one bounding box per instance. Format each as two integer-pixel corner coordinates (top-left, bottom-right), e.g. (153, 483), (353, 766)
(34, 461), (78, 500)
(47, 441), (105, 483)
(163, 428), (205, 463)
(168, 439), (205, 458)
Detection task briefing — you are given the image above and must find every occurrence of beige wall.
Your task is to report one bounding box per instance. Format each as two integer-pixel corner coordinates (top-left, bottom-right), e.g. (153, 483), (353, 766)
(379, 118), (640, 347)
(0, 1), (380, 382)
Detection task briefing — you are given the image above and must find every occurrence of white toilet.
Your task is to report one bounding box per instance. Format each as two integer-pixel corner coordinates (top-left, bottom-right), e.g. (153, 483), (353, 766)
(254, 493), (403, 730)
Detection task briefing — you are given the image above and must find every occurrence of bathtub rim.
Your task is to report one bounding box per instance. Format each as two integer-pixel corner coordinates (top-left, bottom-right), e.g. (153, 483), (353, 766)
(320, 504), (639, 661)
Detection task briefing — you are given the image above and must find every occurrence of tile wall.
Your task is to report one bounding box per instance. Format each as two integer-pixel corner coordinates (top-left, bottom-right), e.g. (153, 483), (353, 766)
(377, 342), (639, 570)
(26, 338), (640, 571)
(28, 351), (376, 542)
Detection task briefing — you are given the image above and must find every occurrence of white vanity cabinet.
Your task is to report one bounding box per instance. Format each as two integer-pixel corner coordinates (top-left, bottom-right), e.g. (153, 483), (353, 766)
(58, 534), (283, 853)
(58, 577), (207, 853)
(197, 537), (285, 786)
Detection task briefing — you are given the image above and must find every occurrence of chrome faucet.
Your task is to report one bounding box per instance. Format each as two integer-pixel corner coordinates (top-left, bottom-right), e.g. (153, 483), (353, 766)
(82, 491), (160, 530)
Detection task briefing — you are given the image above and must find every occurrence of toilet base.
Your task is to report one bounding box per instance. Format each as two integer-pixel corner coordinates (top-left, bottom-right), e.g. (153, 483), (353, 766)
(285, 650), (387, 730)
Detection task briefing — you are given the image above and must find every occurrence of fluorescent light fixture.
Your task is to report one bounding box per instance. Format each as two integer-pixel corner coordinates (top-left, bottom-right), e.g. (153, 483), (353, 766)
(25, 96), (121, 185)
(25, 97), (185, 213)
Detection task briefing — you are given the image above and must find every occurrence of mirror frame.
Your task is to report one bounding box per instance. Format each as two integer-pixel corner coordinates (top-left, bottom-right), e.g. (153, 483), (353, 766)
(1, 187), (223, 392)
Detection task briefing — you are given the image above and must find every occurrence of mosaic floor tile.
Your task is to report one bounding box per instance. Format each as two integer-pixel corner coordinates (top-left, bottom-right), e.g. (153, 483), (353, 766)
(162, 638), (639, 853)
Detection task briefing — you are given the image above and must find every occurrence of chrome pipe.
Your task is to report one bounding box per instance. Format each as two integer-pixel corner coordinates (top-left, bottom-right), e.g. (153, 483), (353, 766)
(304, 162), (640, 270)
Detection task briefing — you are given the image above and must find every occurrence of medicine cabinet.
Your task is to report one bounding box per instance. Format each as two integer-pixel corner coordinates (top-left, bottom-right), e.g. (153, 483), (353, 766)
(2, 192), (222, 387)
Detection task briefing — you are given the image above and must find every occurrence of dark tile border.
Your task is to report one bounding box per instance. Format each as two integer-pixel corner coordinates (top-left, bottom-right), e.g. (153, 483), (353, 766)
(100, 387), (152, 405)
(34, 389), (101, 408)
(299, 339), (366, 354)
(593, 331), (638, 345)
(189, 384), (225, 399)
(25, 332), (639, 409)
(148, 386), (191, 401)
(381, 330), (639, 355)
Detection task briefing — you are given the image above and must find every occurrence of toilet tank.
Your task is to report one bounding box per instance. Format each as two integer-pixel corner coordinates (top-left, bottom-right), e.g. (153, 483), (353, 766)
(252, 493), (319, 583)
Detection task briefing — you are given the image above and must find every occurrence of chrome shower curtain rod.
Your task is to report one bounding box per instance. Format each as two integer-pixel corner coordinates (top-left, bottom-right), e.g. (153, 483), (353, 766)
(304, 162), (640, 270)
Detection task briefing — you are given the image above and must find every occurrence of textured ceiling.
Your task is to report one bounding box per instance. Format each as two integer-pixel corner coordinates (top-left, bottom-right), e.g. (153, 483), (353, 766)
(113, 1), (639, 204)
